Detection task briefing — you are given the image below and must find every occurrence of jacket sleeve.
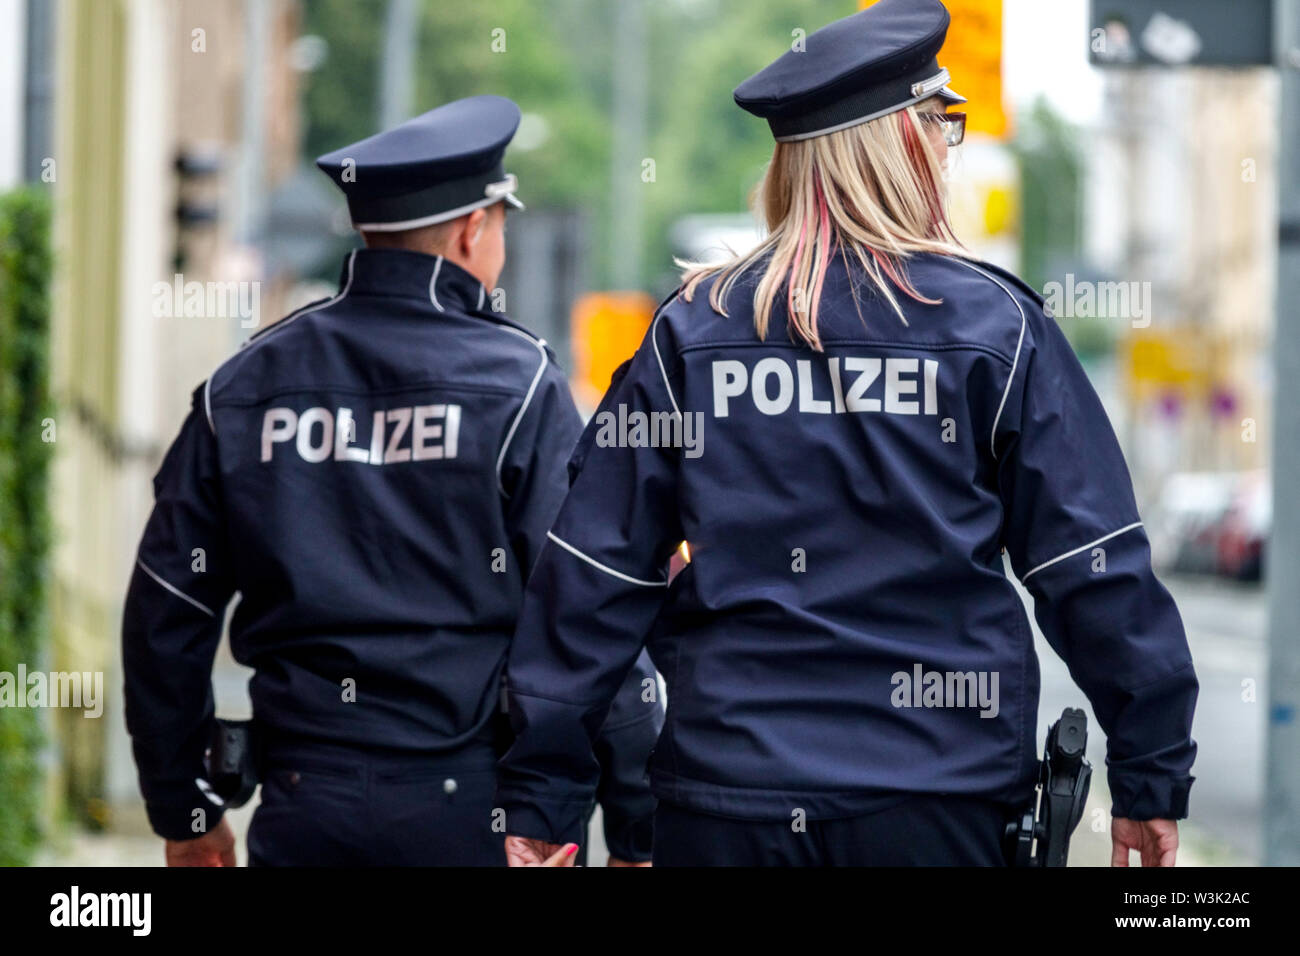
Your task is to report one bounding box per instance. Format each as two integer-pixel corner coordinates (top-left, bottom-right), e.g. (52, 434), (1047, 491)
(593, 649), (663, 861)
(122, 388), (237, 841)
(497, 355), (666, 854)
(496, 319), (683, 846)
(995, 305), (1198, 821)
(499, 361), (586, 577)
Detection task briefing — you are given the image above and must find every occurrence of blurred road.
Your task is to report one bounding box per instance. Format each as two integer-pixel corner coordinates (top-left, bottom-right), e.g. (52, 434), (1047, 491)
(1030, 572), (1264, 865)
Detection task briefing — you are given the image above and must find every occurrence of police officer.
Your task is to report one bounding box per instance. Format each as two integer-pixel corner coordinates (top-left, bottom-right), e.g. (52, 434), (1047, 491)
(122, 95), (662, 867)
(496, 0), (1198, 867)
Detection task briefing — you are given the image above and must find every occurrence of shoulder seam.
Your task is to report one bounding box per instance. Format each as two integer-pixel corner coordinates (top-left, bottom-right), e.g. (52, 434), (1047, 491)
(650, 293), (683, 417)
(493, 325), (550, 498)
(204, 249), (358, 434)
(948, 258), (1026, 460)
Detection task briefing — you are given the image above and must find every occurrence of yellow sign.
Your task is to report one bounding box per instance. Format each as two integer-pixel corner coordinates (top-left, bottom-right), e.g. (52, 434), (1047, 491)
(1123, 330), (1210, 400)
(860, 0), (1007, 138)
(570, 292), (656, 411)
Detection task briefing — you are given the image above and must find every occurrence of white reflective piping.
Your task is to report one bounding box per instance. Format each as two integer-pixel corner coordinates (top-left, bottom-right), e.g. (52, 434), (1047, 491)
(136, 558), (216, 617)
(477, 284), (486, 311)
(650, 309), (682, 417)
(204, 249), (357, 434)
(1021, 522), (1144, 582)
(195, 777), (226, 807)
(494, 326), (549, 496)
(950, 258), (1025, 460)
(428, 255), (445, 312)
(203, 375), (215, 434)
(546, 532), (668, 588)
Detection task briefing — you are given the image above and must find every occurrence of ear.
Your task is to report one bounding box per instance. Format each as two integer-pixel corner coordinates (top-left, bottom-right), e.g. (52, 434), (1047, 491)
(459, 208), (489, 257)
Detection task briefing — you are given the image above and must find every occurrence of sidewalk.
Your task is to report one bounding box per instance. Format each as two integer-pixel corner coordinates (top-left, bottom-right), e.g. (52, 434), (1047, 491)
(34, 800), (260, 868)
(35, 793), (1243, 867)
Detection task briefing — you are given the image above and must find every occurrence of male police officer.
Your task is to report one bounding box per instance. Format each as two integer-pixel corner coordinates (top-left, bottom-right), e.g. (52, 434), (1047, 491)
(123, 95), (661, 866)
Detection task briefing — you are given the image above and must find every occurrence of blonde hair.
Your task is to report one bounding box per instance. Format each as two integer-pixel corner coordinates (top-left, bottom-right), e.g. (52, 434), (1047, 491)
(679, 99), (966, 351)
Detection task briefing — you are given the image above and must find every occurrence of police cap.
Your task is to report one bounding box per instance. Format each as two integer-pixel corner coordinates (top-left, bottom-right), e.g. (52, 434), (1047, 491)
(733, 0), (966, 143)
(315, 94), (525, 232)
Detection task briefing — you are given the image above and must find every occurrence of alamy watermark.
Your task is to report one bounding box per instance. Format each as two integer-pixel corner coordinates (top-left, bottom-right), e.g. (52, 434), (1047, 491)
(891, 663), (999, 718)
(50, 886), (150, 936)
(593, 404), (704, 459)
(0, 665), (103, 717)
(152, 274), (261, 328)
(1042, 274), (1152, 328)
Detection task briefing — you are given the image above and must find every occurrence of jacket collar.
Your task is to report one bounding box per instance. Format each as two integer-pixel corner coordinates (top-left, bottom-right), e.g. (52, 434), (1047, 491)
(340, 248), (488, 315)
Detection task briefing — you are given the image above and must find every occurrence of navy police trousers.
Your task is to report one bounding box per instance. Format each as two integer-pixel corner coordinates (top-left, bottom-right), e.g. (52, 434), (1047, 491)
(653, 794), (1020, 866)
(247, 732), (504, 867)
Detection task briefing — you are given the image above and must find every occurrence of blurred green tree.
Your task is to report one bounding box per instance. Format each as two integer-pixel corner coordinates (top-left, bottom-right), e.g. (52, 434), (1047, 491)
(298, 0), (851, 291)
(641, 0), (849, 290)
(1011, 95), (1084, 294)
(1010, 96), (1107, 358)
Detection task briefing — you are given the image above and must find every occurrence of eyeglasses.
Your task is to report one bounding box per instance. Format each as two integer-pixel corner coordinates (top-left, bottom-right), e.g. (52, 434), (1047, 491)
(917, 111), (966, 147)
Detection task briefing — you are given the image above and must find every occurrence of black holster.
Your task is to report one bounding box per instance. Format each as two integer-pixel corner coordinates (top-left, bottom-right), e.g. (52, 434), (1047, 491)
(1004, 707), (1092, 866)
(205, 717), (260, 808)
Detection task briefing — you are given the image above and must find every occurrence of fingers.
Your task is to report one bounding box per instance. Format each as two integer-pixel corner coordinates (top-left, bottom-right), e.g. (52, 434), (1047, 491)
(1110, 834), (1131, 867)
(1154, 821), (1178, 867)
(220, 842), (238, 867)
(540, 843), (579, 867)
(504, 836), (579, 866)
(503, 835), (539, 867)
(1115, 820), (1178, 867)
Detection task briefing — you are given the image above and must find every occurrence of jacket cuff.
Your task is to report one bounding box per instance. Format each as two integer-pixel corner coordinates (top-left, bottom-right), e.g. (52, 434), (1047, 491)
(497, 794), (588, 847)
(145, 796), (226, 842)
(1109, 770), (1194, 821)
(603, 811), (655, 863)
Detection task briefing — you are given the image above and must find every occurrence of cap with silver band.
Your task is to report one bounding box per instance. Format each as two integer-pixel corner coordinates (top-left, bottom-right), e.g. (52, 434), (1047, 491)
(733, 0), (966, 143)
(315, 94), (525, 232)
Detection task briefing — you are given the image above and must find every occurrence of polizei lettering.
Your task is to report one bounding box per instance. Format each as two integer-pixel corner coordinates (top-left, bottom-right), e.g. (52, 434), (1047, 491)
(260, 404), (461, 464)
(711, 356), (939, 417)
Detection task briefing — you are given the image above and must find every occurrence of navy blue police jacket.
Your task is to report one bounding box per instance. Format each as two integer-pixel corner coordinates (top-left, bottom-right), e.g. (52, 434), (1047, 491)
(122, 248), (662, 855)
(496, 251), (1198, 845)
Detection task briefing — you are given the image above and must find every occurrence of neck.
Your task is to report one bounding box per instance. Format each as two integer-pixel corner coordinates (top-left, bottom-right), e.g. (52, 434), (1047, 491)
(361, 234), (486, 287)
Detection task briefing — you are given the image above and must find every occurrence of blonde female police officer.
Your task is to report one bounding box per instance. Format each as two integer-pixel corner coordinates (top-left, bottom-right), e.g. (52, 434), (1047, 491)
(497, 0), (1198, 867)
(122, 95), (661, 867)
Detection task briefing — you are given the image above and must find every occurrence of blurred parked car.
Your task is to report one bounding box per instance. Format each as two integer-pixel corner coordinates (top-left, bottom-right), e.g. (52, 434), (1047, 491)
(1149, 471), (1269, 581)
(1217, 471), (1270, 581)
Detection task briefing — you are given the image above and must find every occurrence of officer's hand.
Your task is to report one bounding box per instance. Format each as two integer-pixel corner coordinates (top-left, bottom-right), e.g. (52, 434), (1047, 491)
(165, 817), (238, 867)
(607, 857), (651, 867)
(504, 836), (579, 867)
(1110, 817), (1178, 867)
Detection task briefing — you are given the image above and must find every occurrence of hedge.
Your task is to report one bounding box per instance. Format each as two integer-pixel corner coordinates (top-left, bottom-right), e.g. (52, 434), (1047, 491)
(0, 188), (54, 865)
